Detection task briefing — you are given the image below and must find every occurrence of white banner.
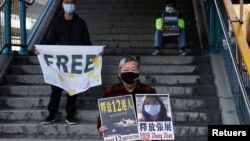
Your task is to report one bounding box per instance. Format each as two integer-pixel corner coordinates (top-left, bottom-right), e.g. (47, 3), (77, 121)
(35, 45), (104, 96)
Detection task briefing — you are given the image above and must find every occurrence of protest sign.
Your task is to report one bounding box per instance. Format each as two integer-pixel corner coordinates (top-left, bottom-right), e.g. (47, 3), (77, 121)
(98, 95), (140, 141)
(135, 94), (175, 140)
(162, 11), (179, 36)
(35, 45), (104, 96)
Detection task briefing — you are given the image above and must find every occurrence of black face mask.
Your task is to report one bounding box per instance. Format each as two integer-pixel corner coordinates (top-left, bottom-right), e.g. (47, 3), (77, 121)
(120, 72), (139, 85)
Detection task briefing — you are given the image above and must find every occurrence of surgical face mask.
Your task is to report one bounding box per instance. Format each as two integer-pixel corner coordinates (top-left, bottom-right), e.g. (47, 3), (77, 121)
(120, 72), (139, 85)
(165, 6), (174, 13)
(144, 105), (161, 116)
(63, 3), (75, 14)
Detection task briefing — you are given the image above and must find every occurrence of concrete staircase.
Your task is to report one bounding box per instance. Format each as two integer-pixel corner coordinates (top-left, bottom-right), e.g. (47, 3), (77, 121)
(0, 0), (220, 141)
(78, 0), (201, 55)
(0, 55), (220, 141)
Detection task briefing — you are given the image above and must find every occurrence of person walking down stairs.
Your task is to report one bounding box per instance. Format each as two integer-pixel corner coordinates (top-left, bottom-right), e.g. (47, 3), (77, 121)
(152, 0), (187, 56)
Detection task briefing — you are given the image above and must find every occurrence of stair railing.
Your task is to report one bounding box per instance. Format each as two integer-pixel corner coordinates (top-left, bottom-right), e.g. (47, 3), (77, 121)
(211, 0), (250, 124)
(192, 0), (209, 54)
(19, 0), (35, 5)
(0, 0), (54, 55)
(0, 0), (8, 8)
(0, 0), (11, 54)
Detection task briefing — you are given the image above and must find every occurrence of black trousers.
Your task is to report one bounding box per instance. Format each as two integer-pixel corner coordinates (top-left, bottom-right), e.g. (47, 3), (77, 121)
(47, 85), (77, 119)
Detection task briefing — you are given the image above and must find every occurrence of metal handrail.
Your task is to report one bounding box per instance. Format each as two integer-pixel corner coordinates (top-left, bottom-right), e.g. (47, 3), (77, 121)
(223, 0), (250, 78)
(0, 0), (57, 54)
(19, 0), (35, 5)
(214, 0), (250, 124)
(0, 0), (9, 10)
(1, 0), (36, 10)
(26, 0), (53, 45)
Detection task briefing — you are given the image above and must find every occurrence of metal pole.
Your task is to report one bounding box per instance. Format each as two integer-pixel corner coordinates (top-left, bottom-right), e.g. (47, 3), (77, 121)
(19, 1), (29, 55)
(240, 0), (243, 24)
(2, 0), (13, 55)
(214, 0), (250, 122)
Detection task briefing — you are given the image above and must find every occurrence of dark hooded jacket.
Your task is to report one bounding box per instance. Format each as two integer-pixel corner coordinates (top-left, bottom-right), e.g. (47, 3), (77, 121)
(46, 12), (92, 45)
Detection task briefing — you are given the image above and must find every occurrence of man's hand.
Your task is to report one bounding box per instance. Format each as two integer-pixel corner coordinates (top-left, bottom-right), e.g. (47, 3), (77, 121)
(34, 48), (39, 55)
(98, 50), (104, 56)
(98, 126), (108, 136)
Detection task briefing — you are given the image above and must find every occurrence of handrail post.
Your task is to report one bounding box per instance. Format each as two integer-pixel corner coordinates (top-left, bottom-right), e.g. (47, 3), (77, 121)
(18, 0), (29, 55)
(209, 0), (222, 53)
(1, 0), (13, 55)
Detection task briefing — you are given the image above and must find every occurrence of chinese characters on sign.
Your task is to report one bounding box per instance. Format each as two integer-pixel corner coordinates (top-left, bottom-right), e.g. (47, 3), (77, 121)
(135, 94), (175, 140)
(138, 121), (173, 139)
(98, 95), (140, 141)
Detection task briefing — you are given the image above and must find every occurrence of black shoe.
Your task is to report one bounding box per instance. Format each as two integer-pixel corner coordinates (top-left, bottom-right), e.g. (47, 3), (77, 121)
(178, 49), (186, 56)
(152, 49), (161, 56)
(66, 118), (77, 125)
(41, 116), (56, 125)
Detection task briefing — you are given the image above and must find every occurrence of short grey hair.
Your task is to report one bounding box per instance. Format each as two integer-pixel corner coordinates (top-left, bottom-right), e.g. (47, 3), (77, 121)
(118, 55), (139, 70)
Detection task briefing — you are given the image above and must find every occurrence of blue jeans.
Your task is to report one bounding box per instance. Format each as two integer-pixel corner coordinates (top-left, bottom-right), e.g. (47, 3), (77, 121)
(154, 29), (187, 49)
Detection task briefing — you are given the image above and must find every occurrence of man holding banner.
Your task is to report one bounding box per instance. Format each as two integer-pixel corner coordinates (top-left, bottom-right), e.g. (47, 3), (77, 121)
(36, 0), (93, 125)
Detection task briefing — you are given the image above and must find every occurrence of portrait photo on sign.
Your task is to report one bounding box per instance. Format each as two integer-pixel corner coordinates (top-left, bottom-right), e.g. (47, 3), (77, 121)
(135, 94), (172, 122)
(135, 94), (175, 140)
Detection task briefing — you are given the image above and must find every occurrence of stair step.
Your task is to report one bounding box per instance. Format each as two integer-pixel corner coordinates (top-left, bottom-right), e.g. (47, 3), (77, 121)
(0, 96), (100, 109)
(0, 85), (104, 96)
(0, 109), (220, 123)
(3, 74), (202, 84)
(0, 122), (207, 137)
(0, 96), (219, 110)
(0, 121), (99, 135)
(0, 85), (216, 97)
(77, 0), (164, 5)
(0, 135), (207, 141)
(0, 109), (99, 121)
(10, 64), (199, 75)
(13, 55), (199, 65)
(0, 135), (103, 141)
(93, 41), (196, 49)
(102, 74), (202, 85)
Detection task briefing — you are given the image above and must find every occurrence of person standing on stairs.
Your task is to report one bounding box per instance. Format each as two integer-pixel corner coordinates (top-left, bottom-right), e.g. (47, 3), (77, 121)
(152, 0), (187, 56)
(97, 55), (158, 141)
(36, 0), (92, 125)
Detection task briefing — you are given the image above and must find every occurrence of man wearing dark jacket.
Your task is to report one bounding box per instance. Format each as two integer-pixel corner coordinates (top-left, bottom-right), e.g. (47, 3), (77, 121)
(40, 0), (92, 125)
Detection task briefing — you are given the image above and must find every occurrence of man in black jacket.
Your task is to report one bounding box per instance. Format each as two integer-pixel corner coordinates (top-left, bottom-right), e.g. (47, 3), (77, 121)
(40, 0), (92, 125)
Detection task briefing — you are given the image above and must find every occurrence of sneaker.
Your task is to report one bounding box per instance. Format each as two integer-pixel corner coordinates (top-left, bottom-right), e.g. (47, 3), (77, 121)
(179, 49), (186, 56)
(152, 50), (160, 56)
(41, 116), (56, 125)
(66, 118), (77, 125)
